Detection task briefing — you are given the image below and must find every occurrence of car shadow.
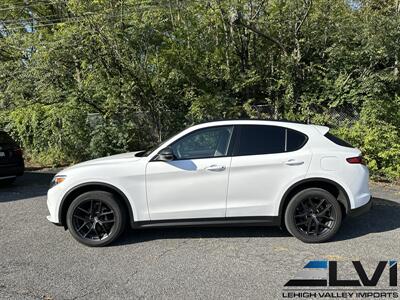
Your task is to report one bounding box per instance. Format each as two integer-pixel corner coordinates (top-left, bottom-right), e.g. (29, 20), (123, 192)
(114, 225), (290, 246)
(333, 197), (400, 241)
(0, 171), (56, 202)
(113, 197), (400, 246)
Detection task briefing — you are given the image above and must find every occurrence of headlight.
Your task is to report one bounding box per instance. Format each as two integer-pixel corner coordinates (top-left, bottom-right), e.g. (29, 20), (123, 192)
(50, 175), (67, 188)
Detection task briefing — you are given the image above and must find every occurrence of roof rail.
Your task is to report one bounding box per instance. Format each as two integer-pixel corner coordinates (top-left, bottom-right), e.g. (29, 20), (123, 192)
(194, 118), (310, 126)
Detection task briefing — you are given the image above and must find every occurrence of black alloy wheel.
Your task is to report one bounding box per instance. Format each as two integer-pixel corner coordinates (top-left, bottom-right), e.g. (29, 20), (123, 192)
(66, 191), (126, 247)
(285, 188), (342, 243)
(294, 197), (336, 236)
(72, 199), (115, 241)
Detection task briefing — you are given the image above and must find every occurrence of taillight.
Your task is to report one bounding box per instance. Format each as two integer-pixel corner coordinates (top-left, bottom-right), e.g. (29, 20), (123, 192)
(14, 148), (23, 157)
(346, 156), (364, 165)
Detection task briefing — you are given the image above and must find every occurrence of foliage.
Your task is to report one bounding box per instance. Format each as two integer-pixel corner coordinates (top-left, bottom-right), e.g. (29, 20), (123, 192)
(335, 120), (400, 181)
(0, 0), (399, 180)
(1, 103), (90, 165)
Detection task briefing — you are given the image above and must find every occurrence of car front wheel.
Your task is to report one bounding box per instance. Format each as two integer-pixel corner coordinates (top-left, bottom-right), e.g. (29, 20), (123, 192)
(66, 191), (126, 247)
(284, 188), (342, 243)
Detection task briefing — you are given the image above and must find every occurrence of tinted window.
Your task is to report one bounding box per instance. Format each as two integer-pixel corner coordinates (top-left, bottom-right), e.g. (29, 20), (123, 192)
(236, 125), (285, 155)
(235, 125), (308, 156)
(0, 132), (15, 144)
(171, 126), (233, 159)
(324, 132), (353, 148)
(287, 129), (307, 151)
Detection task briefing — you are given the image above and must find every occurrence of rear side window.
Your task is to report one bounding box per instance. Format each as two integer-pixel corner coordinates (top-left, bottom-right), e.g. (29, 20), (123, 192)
(286, 129), (308, 151)
(324, 132), (353, 148)
(235, 125), (307, 156)
(0, 132), (15, 144)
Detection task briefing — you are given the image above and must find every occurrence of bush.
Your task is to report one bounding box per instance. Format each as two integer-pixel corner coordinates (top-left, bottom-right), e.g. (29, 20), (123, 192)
(334, 120), (400, 181)
(0, 104), (159, 167)
(2, 104), (91, 167)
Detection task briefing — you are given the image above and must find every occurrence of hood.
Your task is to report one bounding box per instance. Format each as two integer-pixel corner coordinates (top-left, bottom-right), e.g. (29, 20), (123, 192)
(63, 151), (144, 172)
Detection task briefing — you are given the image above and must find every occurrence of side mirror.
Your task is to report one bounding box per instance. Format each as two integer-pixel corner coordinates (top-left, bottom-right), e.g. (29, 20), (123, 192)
(157, 147), (175, 161)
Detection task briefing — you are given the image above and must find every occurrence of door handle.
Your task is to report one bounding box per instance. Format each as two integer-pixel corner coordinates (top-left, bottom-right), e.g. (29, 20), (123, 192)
(285, 159), (304, 166)
(205, 165), (226, 172)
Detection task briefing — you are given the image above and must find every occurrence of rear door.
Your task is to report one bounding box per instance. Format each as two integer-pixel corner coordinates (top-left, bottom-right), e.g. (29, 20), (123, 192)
(226, 125), (312, 217)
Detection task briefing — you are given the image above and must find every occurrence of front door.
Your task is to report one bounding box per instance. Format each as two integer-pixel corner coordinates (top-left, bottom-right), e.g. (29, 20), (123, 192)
(146, 126), (234, 220)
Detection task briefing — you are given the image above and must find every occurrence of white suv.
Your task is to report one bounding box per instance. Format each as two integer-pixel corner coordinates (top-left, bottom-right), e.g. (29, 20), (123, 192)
(47, 120), (371, 246)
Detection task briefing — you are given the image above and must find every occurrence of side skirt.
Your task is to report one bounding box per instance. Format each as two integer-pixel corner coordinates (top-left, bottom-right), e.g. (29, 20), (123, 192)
(131, 216), (280, 229)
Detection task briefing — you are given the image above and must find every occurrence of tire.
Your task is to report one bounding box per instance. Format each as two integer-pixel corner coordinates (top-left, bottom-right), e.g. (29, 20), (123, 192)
(284, 188), (342, 243)
(66, 191), (126, 247)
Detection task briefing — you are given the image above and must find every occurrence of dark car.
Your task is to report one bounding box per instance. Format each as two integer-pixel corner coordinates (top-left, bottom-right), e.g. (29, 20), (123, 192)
(0, 131), (24, 184)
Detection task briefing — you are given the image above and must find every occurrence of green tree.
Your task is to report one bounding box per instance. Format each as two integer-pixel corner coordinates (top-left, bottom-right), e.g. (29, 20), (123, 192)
(0, 0), (399, 180)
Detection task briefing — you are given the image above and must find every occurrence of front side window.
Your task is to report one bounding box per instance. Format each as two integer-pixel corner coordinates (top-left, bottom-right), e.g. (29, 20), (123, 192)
(235, 125), (307, 156)
(171, 126), (234, 160)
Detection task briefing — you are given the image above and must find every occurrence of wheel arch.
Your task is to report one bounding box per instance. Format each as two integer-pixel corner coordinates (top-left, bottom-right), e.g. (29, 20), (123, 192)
(278, 177), (350, 224)
(59, 182), (135, 229)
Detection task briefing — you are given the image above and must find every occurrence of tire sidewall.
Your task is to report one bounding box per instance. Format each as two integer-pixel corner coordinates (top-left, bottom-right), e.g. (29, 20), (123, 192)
(284, 188), (342, 243)
(66, 191), (126, 247)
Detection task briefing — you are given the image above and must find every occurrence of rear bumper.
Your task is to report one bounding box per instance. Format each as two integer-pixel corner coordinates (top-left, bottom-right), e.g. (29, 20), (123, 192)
(0, 162), (25, 178)
(348, 196), (372, 217)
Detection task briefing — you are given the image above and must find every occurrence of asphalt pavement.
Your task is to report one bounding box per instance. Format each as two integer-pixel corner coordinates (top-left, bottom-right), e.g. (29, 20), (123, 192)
(0, 171), (399, 299)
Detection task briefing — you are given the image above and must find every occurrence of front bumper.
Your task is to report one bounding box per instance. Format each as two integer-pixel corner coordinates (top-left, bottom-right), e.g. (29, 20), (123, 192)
(46, 215), (62, 226)
(47, 186), (64, 225)
(348, 196), (372, 217)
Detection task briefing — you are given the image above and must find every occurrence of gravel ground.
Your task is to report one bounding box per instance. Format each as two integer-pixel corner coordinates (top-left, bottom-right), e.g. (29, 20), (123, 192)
(0, 171), (399, 299)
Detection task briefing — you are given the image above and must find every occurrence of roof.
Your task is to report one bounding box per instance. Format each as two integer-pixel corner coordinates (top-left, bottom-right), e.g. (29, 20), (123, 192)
(190, 119), (330, 136)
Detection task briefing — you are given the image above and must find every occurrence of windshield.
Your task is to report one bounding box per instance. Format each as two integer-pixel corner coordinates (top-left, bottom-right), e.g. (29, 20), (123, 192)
(137, 131), (182, 157)
(141, 142), (165, 157)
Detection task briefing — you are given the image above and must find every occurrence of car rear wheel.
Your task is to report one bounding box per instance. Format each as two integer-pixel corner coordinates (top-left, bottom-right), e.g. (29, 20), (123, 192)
(66, 191), (126, 247)
(284, 188), (342, 243)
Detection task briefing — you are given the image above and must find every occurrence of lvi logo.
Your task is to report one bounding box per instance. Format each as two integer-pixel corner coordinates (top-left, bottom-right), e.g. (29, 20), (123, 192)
(285, 260), (397, 287)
